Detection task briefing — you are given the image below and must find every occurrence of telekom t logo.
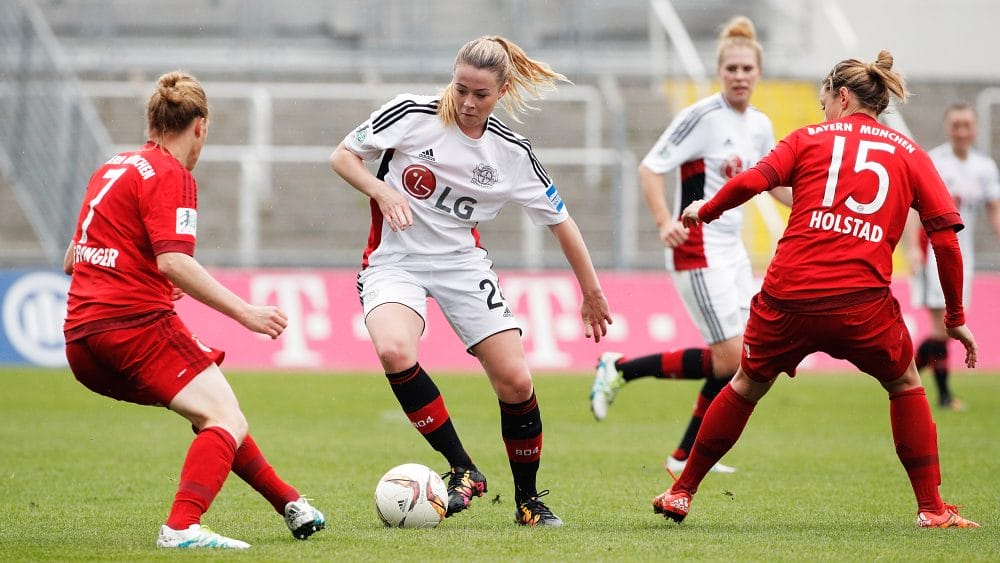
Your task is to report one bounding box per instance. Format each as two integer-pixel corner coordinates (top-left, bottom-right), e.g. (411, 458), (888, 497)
(249, 274), (330, 367)
(501, 276), (581, 368)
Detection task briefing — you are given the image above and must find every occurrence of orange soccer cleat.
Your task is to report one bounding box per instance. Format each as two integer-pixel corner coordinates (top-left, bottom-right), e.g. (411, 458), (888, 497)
(652, 489), (691, 523)
(917, 503), (980, 528)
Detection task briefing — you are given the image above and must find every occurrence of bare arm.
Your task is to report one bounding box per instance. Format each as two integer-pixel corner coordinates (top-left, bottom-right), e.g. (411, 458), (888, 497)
(638, 164), (688, 249)
(901, 208), (925, 273)
(156, 252), (287, 339)
(63, 240), (75, 275)
(547, 218), (612, 342)
(330, 141), (412, 231)
(767, 185), (793, 207)
(988, 200), (1000, 239)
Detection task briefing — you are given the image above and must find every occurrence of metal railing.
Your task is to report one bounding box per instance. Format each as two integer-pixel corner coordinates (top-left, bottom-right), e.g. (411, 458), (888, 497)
(79, 80), (635, 269)
(0, 0), (112, 266)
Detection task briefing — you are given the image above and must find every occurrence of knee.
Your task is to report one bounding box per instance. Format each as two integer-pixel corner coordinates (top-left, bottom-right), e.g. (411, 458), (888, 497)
(493, 372), (534, 404)
(198, 409), (248, 445)
(710, 341), (742, 377)
(375, 341), (418, 373)
(219, 411), (248, 445)
(881, 363), (922, 394)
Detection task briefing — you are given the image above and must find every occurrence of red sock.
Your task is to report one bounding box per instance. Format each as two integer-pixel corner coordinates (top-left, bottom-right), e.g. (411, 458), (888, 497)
(658, 348), (712, 380)
(673, 384), (755, 495)
(889, 387), (944, 513)
(166, 426), (238, 529)
(232, 434), (300, 514)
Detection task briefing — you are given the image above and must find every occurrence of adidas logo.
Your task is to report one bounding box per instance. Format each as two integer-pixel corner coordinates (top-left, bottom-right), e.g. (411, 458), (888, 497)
(503, 307), (513, 318)
(417, 148), (436, 162)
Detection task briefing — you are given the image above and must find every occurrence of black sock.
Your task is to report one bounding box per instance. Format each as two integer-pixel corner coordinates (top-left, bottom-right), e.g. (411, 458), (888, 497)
(920, 339), (950, 405)
(933, 367), (952, 405)
(386, 364), (473, 468)
(619, 349), (709, 382)
(500, 392), (542, 502)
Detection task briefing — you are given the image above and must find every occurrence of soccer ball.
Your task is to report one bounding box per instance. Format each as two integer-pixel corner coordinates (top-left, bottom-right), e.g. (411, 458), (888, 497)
(374, 463), (448, 528)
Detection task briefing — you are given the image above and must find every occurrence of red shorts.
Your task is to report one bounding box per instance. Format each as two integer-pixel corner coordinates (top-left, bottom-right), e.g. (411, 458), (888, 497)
(65, 312), (225, 406)
(741, 291), (912, 383)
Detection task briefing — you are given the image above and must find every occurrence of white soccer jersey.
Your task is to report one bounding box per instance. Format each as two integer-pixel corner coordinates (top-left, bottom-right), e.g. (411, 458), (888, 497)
(912, 144), (1000, 309)
(641, 92), (776, 270)
(927, 143), (1000, 264)
(343, 94), (568, 269)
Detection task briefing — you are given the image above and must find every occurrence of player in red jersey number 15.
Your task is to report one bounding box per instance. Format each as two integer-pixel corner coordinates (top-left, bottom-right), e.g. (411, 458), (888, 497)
(654, 50), (979, 529)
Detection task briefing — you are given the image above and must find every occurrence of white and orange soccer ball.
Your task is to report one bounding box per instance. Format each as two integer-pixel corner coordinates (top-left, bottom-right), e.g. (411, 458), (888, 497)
(374, 463), (448, 528)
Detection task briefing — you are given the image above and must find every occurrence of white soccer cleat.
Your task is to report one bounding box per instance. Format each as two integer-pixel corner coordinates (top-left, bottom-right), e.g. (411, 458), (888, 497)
(156, 524), (250, 549)
(284, 497), (326, 540)
(590, 352), (625, 421)
(666, 455), (737, 475)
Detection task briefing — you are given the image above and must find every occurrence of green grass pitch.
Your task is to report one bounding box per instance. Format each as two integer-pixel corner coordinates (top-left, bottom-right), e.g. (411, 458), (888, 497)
(1, 367), (997, 561)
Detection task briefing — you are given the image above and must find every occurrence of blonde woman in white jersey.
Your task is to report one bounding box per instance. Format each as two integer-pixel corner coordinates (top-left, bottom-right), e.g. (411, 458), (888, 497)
(331, 35), (611, 527)
(591, 16), (790, 474)
(907, 102), (1000, 410)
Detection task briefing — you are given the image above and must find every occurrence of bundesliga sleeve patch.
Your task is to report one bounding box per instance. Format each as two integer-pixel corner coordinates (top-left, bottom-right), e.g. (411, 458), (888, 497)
(354, 124), (369, 143)
(546, 184), (565, 212)
(176, 208), (198, 236)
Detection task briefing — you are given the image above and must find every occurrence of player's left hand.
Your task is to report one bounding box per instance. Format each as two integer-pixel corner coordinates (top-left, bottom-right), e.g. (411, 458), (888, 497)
(681, 200), (704, 228)
(946, 324), (978, 368)
(580, 291), (612, 343)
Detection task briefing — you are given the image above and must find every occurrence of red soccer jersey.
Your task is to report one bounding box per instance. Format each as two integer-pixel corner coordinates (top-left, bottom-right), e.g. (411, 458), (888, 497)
(64, 142), (198, 339)
(754, 113), (961, 300)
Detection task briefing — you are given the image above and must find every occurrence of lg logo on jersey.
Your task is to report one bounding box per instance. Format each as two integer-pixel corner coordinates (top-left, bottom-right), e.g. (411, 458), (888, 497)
(401, 164), (478, 220)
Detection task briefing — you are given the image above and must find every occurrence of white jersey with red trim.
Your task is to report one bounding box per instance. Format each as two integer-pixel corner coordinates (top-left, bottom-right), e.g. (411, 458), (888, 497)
(927, 143), (1000, 266)
(641, 92), (776, 270)
(343, 93), (568, 269)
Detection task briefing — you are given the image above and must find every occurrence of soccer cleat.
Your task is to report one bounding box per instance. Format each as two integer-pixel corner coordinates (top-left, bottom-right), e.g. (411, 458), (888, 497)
(652, 489), (691, 523)
(666, 455), (737, 475)
(284, 497), (326, 540)
(590, 352), (625, 421)
(443, 466), (487, 517)
(917, 503), (980, 528)
(156, 524), (251, 549)
(515, 490), (563, 527)
(940, 397), (967, 412)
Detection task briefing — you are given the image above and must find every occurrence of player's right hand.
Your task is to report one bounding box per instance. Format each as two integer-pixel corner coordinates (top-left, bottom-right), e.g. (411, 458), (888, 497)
(946, 324), (978, 368)
(374, 183), (413, 232)
(658, 220), (690, 249)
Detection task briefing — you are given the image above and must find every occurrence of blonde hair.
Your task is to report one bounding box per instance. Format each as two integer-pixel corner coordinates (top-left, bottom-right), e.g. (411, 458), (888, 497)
(823, 50), (909, 115)
(146, 71), (208, 138)
(438, 35), (569, 125)
(716, 16), (763, 69)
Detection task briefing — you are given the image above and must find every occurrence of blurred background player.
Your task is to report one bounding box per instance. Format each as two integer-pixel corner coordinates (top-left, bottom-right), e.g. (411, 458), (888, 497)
(656, 50), (979, 529)
(906, 102), (1000, 410)
(330, 36), (612, 527)
(63, 71), (326, 549)
(590, 16), (790, 474)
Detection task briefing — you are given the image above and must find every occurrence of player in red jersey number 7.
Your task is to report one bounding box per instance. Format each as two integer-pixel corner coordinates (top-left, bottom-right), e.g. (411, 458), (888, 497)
(655, 51), (979, 529)
(63, 72), (325, 548)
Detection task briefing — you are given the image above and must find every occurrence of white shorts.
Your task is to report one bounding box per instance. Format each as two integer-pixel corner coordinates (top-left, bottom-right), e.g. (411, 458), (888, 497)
(910, 250), (972, 310)
(357, 256), (521, 350)
(670, 258), (755, 345)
